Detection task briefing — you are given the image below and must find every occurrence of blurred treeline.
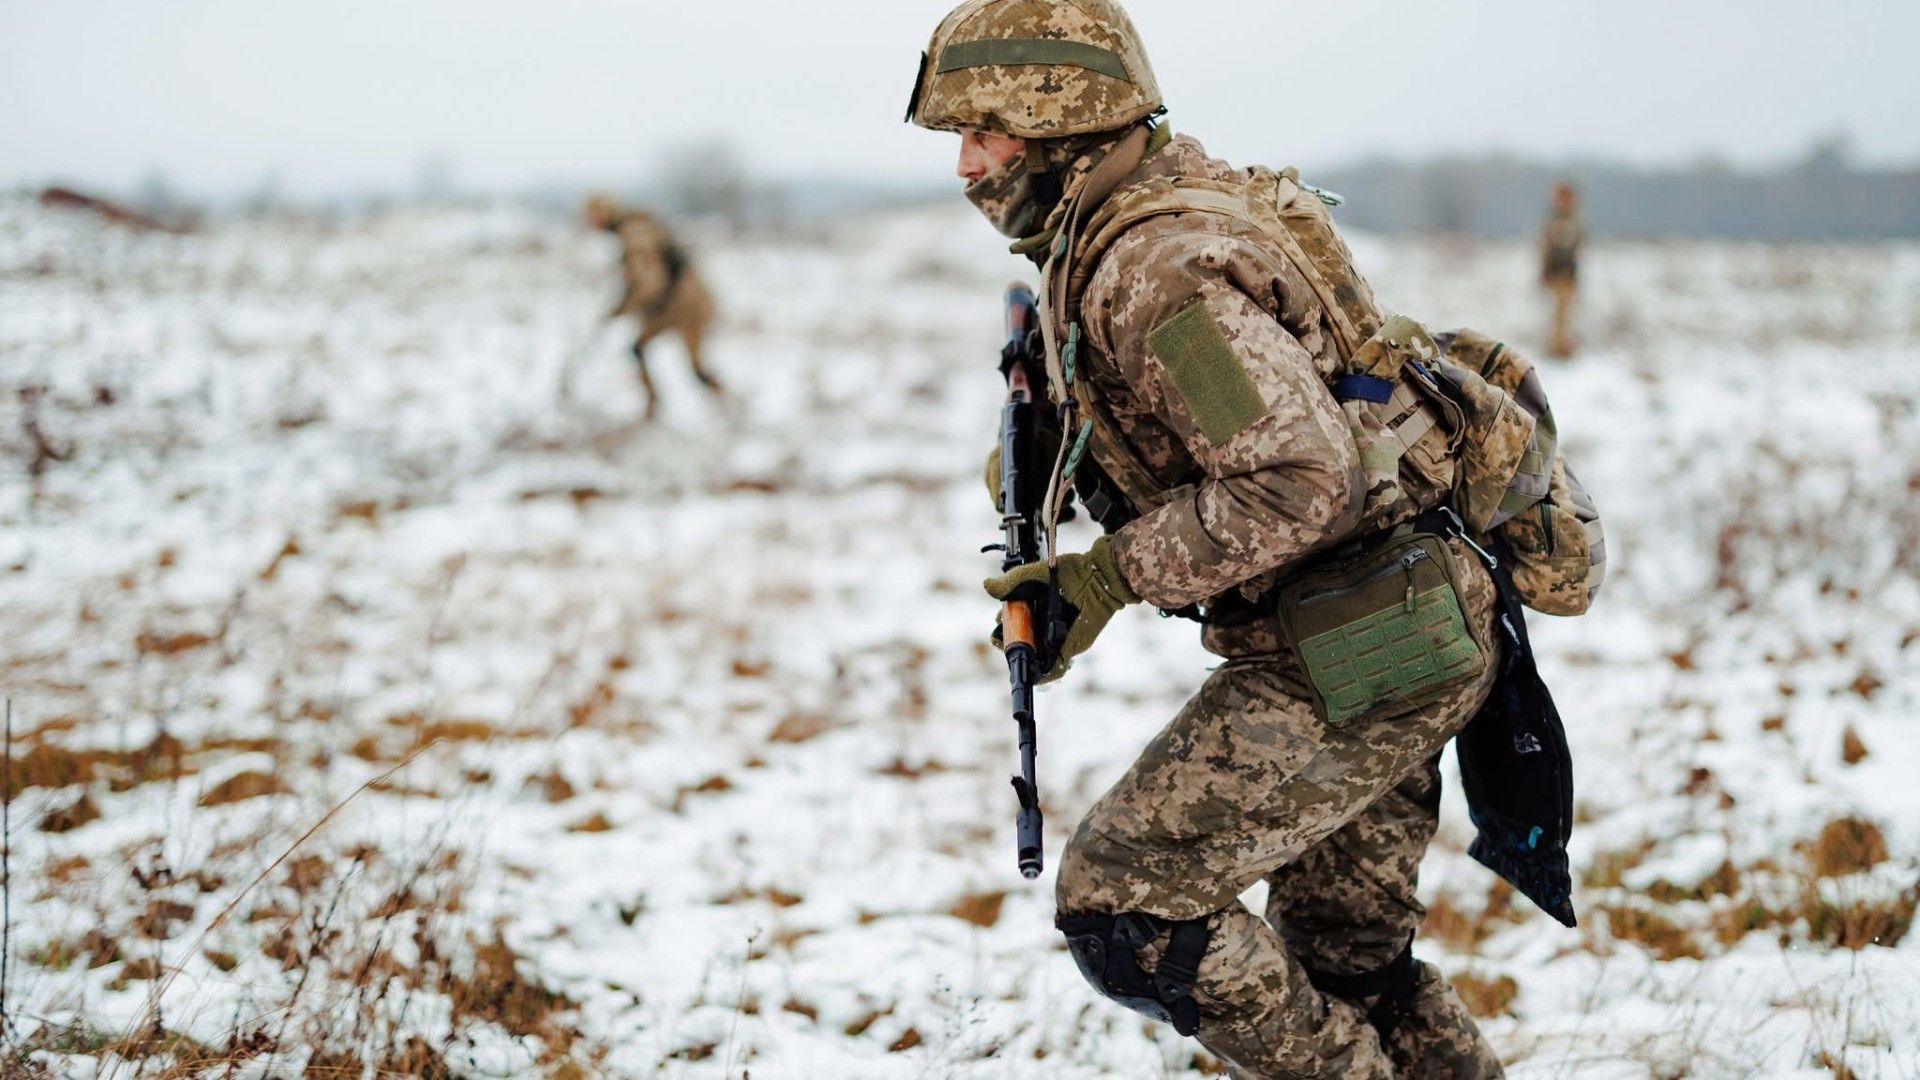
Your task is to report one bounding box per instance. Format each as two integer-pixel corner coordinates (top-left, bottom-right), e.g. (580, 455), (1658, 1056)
(77, 134), (1919, 241)
(1314, 135), (1919, 241)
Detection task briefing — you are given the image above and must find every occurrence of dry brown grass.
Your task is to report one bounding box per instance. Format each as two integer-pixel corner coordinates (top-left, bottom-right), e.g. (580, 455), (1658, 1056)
(876, 757), (948, 779)
(1804, 889), (1917, 950)
(197, 770), (288, 806)
(1190, 1051), (1230, 1075)
(1839, 725), (1870, 764)
(564, 679), (617, 728)
(1813, 1051), (1859, 1080)
(134, 899), (197, 939)
(768, 712), (832, 744)
(1421, 879), (1528, 951)
(528, 768), (575, 803)
(1810, 817), (1887, 877)
(843, 1006), (891, 1037)
(1449, 971), (1519, 1018)
(38, 792), (101, 832)
(1582, 837), (1660, 890)
(948, 891), (1007, 928)
(133, 629), (215, 656)
(671, 773), (734, 811)
(1599, 905), (1704, 961)
(5, 732), (184, 795)
(1709, 896), (1795, 947)
(7, 733), (608, 1078)
(445, 935), (578, 1042)
(1645, 860), (1743, 905)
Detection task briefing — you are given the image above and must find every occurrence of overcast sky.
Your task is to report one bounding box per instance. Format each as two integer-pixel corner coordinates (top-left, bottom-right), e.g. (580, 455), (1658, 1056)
(4, 0), (1915, 198)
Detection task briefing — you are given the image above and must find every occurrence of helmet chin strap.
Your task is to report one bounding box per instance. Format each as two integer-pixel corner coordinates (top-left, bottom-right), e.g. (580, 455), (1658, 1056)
(1026, 140), (1063, 218)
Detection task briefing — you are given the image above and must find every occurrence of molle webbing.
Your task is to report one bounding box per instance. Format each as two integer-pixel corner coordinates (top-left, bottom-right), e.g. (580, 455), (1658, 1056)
(1070, 173), (1381, 358)
(937, 38), (1132, 81)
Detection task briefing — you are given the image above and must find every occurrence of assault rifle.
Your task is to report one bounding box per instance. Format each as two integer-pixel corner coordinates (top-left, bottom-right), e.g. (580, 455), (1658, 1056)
(987, 283), (1051, 879)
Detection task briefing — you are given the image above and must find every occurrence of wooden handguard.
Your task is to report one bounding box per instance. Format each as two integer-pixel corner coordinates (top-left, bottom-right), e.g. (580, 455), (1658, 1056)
(1002, 598), (1037, 651)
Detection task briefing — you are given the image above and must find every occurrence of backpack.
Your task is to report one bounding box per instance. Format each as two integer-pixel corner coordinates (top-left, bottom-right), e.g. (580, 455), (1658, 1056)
(1052, 165), (1605, 615)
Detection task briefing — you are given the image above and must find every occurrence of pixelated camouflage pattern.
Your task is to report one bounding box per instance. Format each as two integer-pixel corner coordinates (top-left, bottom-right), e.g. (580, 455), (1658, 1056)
(911, 0), (1162, 138)
(1055, 536), (1503, 1077)
(1383, 961), (1508, 1078)
(1497, 457), (1606, 615)
(589, 200), (720, 417)
(1267, 170), (1384, 356)
(963, 148), (1048, 238)
(1335, 318), (1457, 538)
(1432, 362), (1538, 533)
(1055, 146), (1597, 627)
(1438, 330), (1606, 615)
(1058, 137), (1365, 615)
(1010, 128), (1141, 259)
(1059, 162), (1491, 556)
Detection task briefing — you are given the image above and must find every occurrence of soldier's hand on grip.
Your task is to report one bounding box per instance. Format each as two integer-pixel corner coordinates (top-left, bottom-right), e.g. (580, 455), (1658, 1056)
(983, 535), (1138, 684)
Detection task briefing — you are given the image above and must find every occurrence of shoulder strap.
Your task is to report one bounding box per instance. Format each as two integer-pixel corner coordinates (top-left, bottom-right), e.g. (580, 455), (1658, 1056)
(1064, 167), (1383, 365)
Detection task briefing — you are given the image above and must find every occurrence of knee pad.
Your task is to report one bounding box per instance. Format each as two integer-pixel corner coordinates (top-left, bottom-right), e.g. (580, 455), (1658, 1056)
(1057, 911), (1209, 1037)
(1302, 939), (1420, 1039)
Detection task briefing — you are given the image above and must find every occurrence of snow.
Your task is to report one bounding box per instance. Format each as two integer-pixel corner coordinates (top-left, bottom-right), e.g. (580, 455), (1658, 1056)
(3, 196), (1916, 1078)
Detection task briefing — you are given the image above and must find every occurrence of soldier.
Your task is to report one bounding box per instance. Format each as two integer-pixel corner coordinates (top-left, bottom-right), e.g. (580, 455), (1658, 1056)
(910, 2), (1509, 1076)
(1540, 181), (1583, 358)
(583, 194), (722, 419)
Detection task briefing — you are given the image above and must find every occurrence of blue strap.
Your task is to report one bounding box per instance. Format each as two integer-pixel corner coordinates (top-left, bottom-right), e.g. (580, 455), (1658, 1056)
(1332, 374), (1394, 404)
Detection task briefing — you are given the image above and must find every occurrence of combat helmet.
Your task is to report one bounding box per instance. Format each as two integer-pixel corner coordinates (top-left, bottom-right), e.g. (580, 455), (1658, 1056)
(583, 192), (620, 230)
(906, 0), (1161, 139)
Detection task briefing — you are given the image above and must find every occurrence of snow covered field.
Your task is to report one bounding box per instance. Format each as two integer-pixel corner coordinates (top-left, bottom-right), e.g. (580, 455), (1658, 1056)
(3, 196), (1917, 1078)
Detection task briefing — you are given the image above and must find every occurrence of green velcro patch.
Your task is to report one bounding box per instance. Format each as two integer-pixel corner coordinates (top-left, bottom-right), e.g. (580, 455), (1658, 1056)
(1147, 299), (1267, 445)
(936, 39), (1131, 82)
(1296, 585), (1482, 726)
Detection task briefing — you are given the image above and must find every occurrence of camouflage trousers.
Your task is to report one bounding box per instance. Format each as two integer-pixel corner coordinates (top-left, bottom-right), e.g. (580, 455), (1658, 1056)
(629, 275), (720, 419)
(1056, 536), (1505, 1079)
(1545, 277), (1576, 359)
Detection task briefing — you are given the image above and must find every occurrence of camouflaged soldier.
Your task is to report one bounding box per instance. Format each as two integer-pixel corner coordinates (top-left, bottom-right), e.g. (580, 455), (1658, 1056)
(584, 194), (722, 419)
(911, 2), (1511, 1076)
(1539, 182), (1582, 359)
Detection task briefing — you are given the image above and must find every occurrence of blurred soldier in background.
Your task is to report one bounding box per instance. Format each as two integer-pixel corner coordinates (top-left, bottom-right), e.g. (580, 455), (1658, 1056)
(583, 194), (721, 419)
(1540, 181), (1583, 358)
(910, 0), (1514, 1075)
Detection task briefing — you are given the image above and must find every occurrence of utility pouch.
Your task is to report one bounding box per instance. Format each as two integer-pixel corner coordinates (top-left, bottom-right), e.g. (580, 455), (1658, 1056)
(1273, 532), (1487, 727)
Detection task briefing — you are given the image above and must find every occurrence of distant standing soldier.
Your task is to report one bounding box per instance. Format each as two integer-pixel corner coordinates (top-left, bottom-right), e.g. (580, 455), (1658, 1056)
(1540, 181), (1583, 358)
(583, 194), (722, 419)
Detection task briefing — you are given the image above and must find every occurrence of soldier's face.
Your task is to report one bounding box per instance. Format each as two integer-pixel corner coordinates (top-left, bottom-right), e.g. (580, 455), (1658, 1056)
(956, 128), (1026, 184)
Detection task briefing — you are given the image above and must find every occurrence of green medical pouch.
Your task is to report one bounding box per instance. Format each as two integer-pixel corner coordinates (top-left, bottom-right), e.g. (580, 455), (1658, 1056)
(1273, 532), (1487, 727)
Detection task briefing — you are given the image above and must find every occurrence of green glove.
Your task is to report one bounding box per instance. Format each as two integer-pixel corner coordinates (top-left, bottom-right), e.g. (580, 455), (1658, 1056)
(984, 535), (1138, 682)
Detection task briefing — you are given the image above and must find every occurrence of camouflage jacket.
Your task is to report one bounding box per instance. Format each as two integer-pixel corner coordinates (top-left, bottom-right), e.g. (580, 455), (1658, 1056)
(603, 211), (692, 319)
(1540, 209), (1582, 283)
(1048, 135), (1366, 652)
